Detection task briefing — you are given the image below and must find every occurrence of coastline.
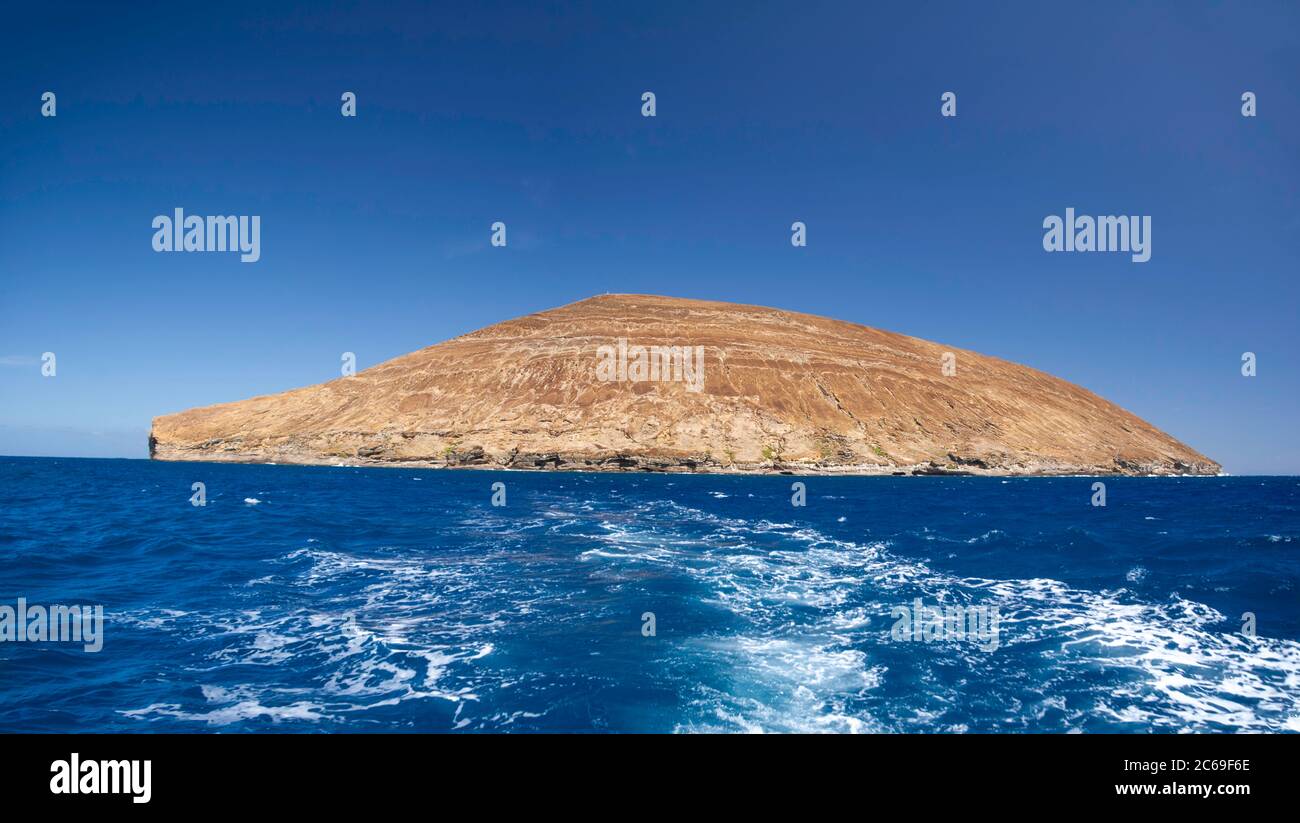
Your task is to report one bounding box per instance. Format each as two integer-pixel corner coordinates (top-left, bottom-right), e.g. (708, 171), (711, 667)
(148, 444), (1221, 477)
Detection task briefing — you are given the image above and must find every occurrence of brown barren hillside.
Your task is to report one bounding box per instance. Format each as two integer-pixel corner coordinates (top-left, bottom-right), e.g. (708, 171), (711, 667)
(150, 294), (1218, 475)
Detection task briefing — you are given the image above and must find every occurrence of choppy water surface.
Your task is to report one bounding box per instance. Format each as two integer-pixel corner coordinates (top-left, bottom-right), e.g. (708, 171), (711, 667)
(1, 457), (1297, 732)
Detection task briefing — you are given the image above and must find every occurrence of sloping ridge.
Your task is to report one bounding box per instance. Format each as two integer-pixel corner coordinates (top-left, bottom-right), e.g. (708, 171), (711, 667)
(150, 294), (1219, 475)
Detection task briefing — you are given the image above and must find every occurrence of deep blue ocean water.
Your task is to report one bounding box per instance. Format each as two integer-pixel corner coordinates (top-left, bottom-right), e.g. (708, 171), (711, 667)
(1, 456), (1297, 733)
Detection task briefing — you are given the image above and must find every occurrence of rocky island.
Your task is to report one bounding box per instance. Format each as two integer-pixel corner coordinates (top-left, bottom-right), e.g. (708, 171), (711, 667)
(150, 294), (1219, 475)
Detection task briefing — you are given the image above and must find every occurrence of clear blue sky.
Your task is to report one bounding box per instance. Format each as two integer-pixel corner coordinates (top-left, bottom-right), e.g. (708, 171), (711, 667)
(1, 1), (1296, 473)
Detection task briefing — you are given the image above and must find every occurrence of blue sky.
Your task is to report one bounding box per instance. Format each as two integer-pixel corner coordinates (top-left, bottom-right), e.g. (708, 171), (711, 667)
(0, 1), (1296, 473)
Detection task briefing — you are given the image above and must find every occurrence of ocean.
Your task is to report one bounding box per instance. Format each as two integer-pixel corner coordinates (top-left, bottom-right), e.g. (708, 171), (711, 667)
(1, 456), (1297, 733)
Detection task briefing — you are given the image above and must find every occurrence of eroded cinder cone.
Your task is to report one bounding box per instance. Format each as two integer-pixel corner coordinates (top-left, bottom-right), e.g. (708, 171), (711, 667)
(150, 294), (1218, 475)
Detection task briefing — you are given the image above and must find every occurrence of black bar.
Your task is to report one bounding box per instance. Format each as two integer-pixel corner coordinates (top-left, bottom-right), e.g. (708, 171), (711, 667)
(2, 733), (1281, 810)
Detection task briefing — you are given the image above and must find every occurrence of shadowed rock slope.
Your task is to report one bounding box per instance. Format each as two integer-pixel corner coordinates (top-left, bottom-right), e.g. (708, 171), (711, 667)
(150, 294), (1218, 475)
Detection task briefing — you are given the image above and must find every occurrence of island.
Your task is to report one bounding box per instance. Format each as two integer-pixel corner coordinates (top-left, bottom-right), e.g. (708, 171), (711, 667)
(149, 294), (1219, 476)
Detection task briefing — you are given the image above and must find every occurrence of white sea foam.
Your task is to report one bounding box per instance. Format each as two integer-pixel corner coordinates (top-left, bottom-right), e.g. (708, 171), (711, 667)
(117, 493), (1300, 734)
(118, 541), (511, 727)
(578, 498), (1300, 733)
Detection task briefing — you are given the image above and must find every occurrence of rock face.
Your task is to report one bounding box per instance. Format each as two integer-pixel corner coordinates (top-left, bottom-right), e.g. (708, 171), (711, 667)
(150, 294), (1218, 475)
